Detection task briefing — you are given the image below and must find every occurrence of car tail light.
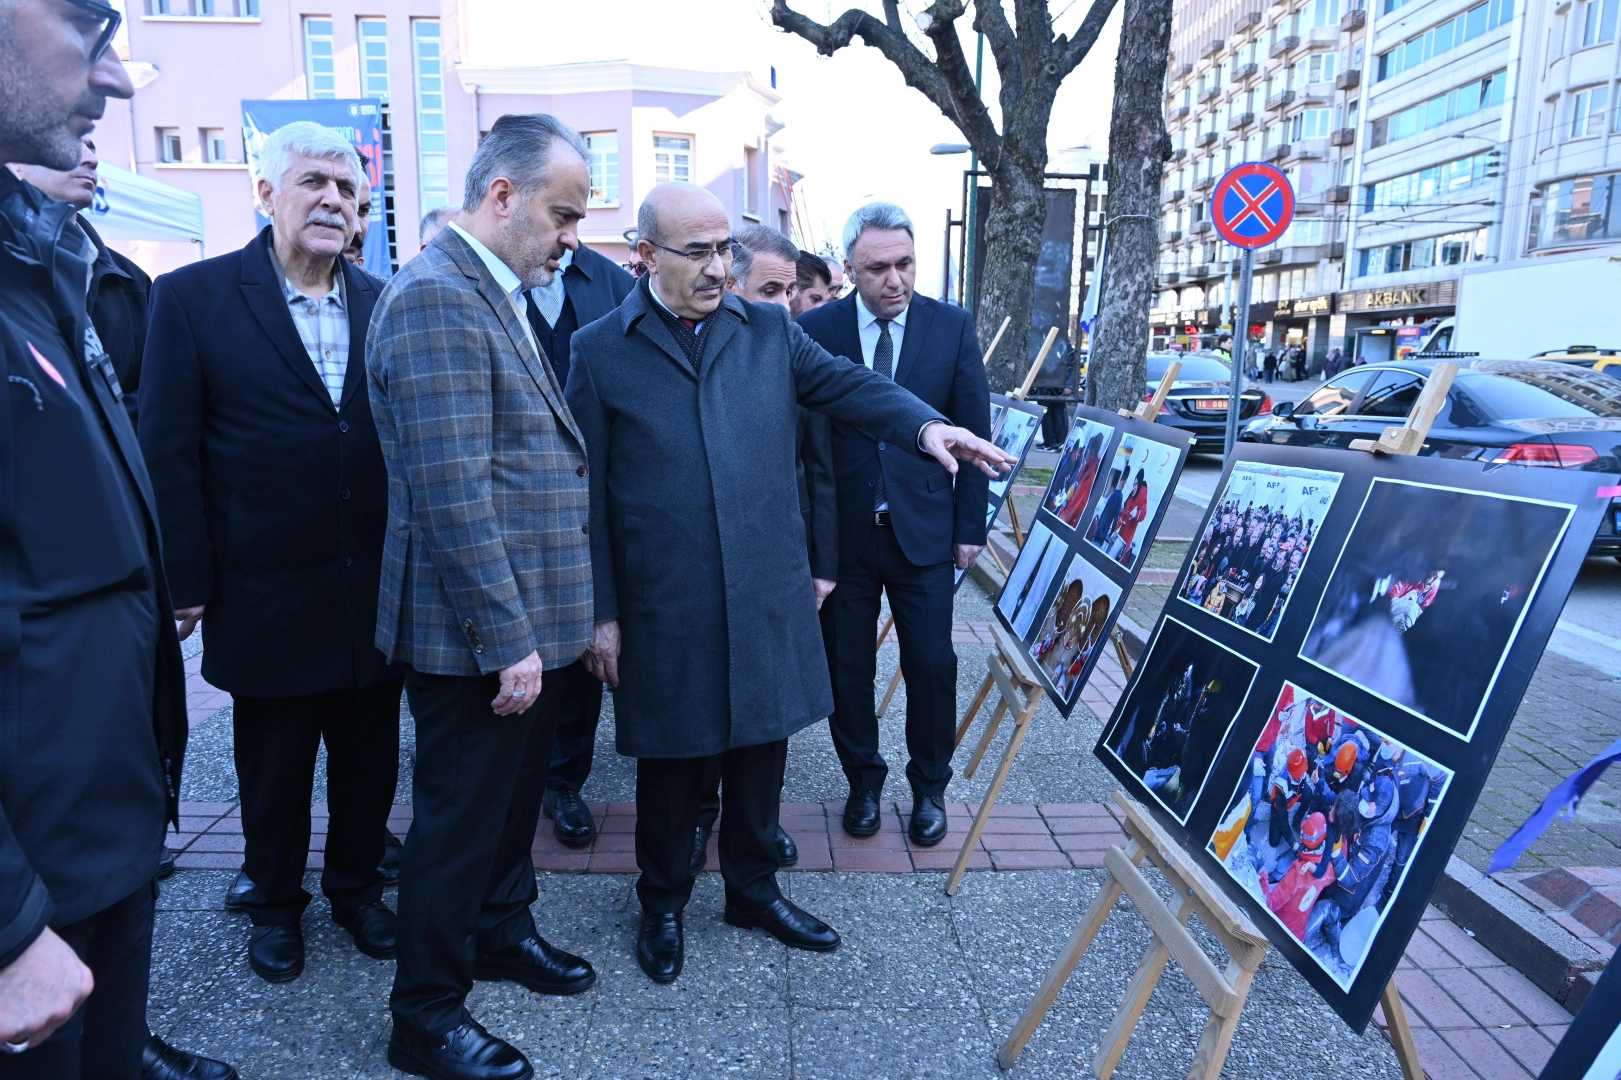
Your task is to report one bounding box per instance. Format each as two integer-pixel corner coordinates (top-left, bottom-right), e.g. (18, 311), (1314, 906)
(1143, 391), (1172, 416)
(1495, 443), (1600, 467)
(1259, 395), (1274, 414)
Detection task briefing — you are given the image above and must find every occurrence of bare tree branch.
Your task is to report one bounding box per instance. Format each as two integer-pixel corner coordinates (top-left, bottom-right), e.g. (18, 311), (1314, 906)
(917, 1), (1003, 160)
(1057, 0), (1120, 77)
(1014, 0), (1056, 81)
(972, 1), (1021, 101)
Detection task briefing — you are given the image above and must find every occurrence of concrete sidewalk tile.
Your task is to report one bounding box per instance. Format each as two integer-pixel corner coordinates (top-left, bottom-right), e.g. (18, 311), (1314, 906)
(1403, 927), (1463, 969)
(605, 801), (635, 816)
(983, 833), (1062, 852)
(1396, 969), (1478, 1030)
(598, 813), (636, 833)
(1425, 919), (1503, 968)
(1492, 1025), (1557, 1076)
(166, 832), (199, 851)
(185, 833), (245, 854)
(304, 853), (324, 869)
(909, 848), (988, 871)
(532, 852), (589, 872)
(1475, 966), (1573, 1026)
(1441, 1027), (1535, 1080)
(177, 816), (224, 834)
(532, 830), (582, 855)
(780, 802), (825, 817)
(588, 851), (639, 873)
(986, 803), (1041, 817)
(174, 851), (240, 870)
(989, 850), (1072, 870)
(830, 850), (914, 873)
(1432, 968), (1525, 1028)
(1035, 802), (1100, 818)
(1055, 833), (1118, 856)
(978, 816), (1050, 835)
(784, 843), (834, 872)
(827, 829), (908, 852)
(1573, 888), (1621, 936)
(1066, 849), (1108, 868)
(592, 830), (635, 853)
(1410, 1029), (1477, 1080)
(180, 802), (237, 816)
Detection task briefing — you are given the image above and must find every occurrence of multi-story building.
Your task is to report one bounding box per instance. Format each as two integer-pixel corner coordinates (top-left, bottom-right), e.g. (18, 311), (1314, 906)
(93, 0), (796, 277)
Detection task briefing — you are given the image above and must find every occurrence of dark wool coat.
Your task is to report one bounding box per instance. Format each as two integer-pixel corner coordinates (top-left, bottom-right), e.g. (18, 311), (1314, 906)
(566, 285), (945, 758)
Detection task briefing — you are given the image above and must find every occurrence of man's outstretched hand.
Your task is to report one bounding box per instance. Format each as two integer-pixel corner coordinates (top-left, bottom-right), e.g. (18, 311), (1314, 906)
(919, 422), (1016, 478)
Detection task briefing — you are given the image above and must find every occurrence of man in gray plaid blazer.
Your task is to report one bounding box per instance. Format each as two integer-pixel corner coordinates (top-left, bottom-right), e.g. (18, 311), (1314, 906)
(366, 114), (598, 1080)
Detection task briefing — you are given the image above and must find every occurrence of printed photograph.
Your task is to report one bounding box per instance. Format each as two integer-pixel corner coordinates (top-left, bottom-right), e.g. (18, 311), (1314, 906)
(1300, 479), (1573, 739)
(1208, 682), (1453, 990)
(1180, 463), (1344, 641)
(1029, 552), (1124, 705)
(987, 402), (1042, 513)
(1102, 616), (1259, 822)
(1042, 417), (1116, 530)
(1084, 434), (1182, 570)
(997, 522), (1066, 639)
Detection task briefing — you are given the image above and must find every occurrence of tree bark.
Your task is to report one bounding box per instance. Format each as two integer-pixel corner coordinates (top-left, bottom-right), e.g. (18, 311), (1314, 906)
(1088, 0), (1173, 413)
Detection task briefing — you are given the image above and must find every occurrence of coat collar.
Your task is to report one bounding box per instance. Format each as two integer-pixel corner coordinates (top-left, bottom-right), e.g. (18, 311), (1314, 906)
(893, 291), (934, 387)
(239, 225), (339, 410)
(619, 277), (748, 380)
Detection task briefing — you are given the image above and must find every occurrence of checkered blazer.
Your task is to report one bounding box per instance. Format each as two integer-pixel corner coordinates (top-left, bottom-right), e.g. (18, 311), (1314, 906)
(366, 228), (592, 676)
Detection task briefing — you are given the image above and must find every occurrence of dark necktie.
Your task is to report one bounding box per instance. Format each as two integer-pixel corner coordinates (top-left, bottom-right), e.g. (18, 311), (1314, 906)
(873, 319), (892, 511)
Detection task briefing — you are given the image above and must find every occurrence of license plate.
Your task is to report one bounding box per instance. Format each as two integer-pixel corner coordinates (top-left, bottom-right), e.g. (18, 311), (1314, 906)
(1194, 398), (1229, 411)
(1613, 507), (1621, 532)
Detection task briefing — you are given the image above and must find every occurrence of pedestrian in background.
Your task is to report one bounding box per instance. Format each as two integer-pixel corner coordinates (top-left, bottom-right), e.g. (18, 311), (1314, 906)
(1324, 347), (1342, 379)
(792, 249), (835, 315)
(1263, 348), (1278, 384)
(140, 121), (403, 986)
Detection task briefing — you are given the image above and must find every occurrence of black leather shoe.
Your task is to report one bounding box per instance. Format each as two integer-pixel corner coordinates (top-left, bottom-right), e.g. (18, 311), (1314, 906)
(141, 1033), (239, 1080)
(475, 934), (595, 995)
(157, 846), (177, 880)
(332, 900), (397, 960)
(689, 823), (712, 874)
(908, 794), (948, 847)
(223, 870), (260, 912)
(843, 789), (882, 837)
(387, 1016), (533, 1080)
(247, 924), (304, 983)
(775, 825), (798, 867)
(542, 787), (597, 848)
(724, 897), (840, 952)
(636, 912), (684, 983)
(380, 829), (403, 885)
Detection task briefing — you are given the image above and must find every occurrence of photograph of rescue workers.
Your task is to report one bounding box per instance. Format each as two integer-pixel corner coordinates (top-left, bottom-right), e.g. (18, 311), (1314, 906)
(1028, 551), (1123, 705)
(1179, 463), (1343, 643)
(1042, 417), (1116, 530)
(1299, 478), (1573, 740)
(1101, 616), (1259, 822)
(1083, 434), (1180, 571)
(1209, 682), (1453, 990)
(986, 399), (1043, 519)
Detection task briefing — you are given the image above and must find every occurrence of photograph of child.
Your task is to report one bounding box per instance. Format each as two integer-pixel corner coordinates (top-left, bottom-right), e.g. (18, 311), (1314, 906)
(987, 402), (1042, 513)
(998, 522), (1067, 639)
(1300, 479), (1573, 739)
(1084, 434), (1181, 570)
(1028, 553), (1124, 704)
(1208, 682), (1453, 990)
(1042, 417), (1115, 530)
(1180, 463), (1344, 642)
(1103, 616), (1259, 822)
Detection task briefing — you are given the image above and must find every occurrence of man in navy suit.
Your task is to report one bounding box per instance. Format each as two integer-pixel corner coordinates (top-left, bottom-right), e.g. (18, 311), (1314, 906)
(523, 242), (635, 850)
(796, 202), (990, 847)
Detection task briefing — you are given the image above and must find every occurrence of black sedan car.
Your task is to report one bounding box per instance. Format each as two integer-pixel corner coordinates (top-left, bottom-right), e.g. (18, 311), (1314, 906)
(1142, 352), (1272, 452)
(1242, 358), (1621, 558)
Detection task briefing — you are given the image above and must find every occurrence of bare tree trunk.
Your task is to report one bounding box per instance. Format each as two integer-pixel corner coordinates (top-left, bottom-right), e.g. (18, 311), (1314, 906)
(977, 150), (1048, 392)
(1089, 0), (1173, 413)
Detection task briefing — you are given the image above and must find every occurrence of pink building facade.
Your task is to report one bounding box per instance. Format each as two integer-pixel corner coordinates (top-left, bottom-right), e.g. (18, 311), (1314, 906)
(96, 0), (797, 276)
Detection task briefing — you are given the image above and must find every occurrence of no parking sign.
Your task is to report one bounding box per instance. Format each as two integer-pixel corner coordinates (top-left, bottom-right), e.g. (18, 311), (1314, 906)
(1212, 162), (1295, 249)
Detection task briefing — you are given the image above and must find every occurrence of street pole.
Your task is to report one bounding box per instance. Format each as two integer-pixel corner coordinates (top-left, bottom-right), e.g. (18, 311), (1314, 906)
(1223, 246), (1254, 460)
(963, 32), (985, 313)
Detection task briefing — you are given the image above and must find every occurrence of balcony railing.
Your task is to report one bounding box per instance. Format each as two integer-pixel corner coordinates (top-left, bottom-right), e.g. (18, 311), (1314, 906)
(1335, 68), (1361, 90)
(1341, 8), (1366, 29)
(1265, 142), (1290, 161)
(1324, 184), (1351, 203)
(1197, 130), (1219, 147)
(1329, 127), (1355, 146)
(1269, 34), (1300, 56)
(1266, 89), (1296, 109)
(1229, 111), (1255, 130)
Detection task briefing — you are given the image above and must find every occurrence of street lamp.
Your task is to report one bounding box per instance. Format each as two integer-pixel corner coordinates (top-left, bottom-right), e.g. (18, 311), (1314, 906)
(930, 143), (971, 155)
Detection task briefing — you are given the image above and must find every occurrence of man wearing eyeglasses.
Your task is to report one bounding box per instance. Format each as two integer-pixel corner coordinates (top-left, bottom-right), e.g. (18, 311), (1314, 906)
(566, 182), (1015, 984)
(0, 0), (194, 1076)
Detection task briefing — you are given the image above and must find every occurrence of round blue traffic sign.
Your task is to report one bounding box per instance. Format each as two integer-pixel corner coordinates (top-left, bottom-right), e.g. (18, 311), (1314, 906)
(1211, 162), (1295, 249)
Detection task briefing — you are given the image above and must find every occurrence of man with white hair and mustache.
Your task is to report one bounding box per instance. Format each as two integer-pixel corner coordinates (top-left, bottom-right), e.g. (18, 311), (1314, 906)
(140, 120), (403, 985)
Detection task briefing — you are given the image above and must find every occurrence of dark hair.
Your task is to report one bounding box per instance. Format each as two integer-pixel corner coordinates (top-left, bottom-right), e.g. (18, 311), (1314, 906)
(796, 249), (832, 290)
(462, 113), (587, 211)
(730, 224), (800, 287)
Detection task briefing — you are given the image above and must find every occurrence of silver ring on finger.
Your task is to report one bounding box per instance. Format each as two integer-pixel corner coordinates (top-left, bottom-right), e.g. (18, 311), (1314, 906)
(511, 689), (526, 698)
(4, 1041), (29, 1055)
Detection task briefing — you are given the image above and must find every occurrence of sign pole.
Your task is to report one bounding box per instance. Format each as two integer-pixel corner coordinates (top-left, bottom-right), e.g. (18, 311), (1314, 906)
(1223, 247), (1254, 460)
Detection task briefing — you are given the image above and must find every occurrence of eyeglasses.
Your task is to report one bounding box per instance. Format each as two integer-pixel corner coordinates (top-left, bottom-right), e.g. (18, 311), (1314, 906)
(64, 0), (122, 63)
(644, 238), (734, 266)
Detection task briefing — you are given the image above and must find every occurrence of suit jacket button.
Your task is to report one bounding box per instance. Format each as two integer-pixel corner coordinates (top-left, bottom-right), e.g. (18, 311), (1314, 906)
(868, 479), (876, 488)
(581, 523), (590, 535)
(339, 421), (349, 432)
(341, 488), (351, 500)
(343, 556), (353, 567)
(474, 644), (484, 654)
(878, 441), (886, 451)
(463, 620), (474, 630)
(577, 465), (588, 476)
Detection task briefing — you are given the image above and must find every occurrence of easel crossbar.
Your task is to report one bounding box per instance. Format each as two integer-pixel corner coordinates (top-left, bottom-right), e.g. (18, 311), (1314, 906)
(1103, 845), (1243, 1017)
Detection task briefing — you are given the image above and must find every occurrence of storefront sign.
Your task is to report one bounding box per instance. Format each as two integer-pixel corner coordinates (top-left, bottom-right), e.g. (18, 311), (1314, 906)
(1275, 293), (1334, 317)
(1337, 279), (1458, 313)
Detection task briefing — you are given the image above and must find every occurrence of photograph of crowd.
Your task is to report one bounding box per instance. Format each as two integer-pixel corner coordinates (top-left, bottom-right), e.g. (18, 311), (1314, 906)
(1208, 682), (1453, 990)
(987, 399), (1043, 517)
(1300, 479), (1573, 739)
(1029, 552), (1123, 704)
(1179, 464), (1344, 642)
(1042, 417), (1116, 530)
(998, 522), (1068, 639)
(1103, 617), (1259, 822)
(1084, 434), (1181, 570)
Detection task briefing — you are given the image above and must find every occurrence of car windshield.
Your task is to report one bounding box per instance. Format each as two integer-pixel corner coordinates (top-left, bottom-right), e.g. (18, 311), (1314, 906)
(1456, 369), (1621, 419)
(1148, 355), (1231, 382)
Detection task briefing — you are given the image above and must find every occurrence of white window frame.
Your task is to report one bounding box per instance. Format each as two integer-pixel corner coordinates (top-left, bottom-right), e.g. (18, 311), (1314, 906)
(358, 18), (389, 101)
(303, 17), (336, 100)
(653, 134), (693, 185)
(584, 131), (619, 207)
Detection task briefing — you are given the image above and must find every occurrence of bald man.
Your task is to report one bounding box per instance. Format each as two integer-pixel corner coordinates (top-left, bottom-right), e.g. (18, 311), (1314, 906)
(566, 182), (1013, 984)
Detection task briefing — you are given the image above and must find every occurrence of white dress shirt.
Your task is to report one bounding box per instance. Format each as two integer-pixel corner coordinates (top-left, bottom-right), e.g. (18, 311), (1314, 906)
(854, 291), (906, 370)
(449, 222), (540, 356)
(527, 246), (572, 328)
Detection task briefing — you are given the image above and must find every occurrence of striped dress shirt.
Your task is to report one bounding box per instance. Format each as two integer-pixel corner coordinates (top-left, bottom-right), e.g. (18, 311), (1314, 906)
(273, 249), (348, 406)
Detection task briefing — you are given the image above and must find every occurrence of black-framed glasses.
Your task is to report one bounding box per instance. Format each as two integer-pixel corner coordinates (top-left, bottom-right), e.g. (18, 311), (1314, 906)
(64, 0), (122, 62)
(645, 238), (734, 265)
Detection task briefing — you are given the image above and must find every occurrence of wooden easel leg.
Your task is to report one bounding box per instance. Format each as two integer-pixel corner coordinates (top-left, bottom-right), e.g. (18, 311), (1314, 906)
(877, 665), (904, 718)
(1005, 490), (1026, 550)
(963, 697), (1010, 779)
(945, 692), (1042, 896)
(954, 670), (996, 748)
(1185, 961), (1258, 1080)
(997, 840), (1145, 1070)
(1111, 626), (1134, 681)
(875, 613), (894, 651)
(1092, 893), (1194, 1080)
(1380, 977), (1424, 1080)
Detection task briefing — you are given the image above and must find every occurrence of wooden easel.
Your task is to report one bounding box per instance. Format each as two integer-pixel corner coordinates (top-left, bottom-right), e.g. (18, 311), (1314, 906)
(1118, 359), (1180, 422)
(994, 365), (1459, 1080)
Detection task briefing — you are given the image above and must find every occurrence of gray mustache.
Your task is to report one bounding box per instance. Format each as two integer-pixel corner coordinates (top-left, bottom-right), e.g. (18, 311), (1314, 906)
(307, 210), (347, 229)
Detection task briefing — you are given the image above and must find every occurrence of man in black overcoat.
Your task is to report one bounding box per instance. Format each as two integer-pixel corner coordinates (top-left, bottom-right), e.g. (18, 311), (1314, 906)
(566, 182), (1012, 984)
(140, 121), (401, 984)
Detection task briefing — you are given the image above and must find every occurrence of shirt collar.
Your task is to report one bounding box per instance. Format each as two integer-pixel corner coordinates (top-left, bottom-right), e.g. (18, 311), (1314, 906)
(645, 274), (703, 329)
(449, 221), (524, 300)
(855, 291), (907, 331)
(267, 236), (345, 308)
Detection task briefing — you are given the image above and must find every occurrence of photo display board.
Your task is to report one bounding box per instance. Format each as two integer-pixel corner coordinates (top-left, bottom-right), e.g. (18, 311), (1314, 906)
(995, 404), (1192, 715)
(1093, 442), (1610, 1030)
(957, 394), (1047, 589)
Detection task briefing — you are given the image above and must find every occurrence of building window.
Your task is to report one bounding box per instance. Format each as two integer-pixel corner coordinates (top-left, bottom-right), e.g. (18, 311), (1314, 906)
(1376, 0), (1514, 82)
(1307, 53), (1338, 84)
(653, 135), (692, 184)
(1357, 228), (1488, 275)
(358, 18), (389, 100)
(201, 128), (229, 163)
(1290, 108), (1333, 140)
(1570, 86), (1611, 138)
(1311, 0), (1340, 28)
(1364, 152), (1496, 211)
(1369, 71), (1506, 147)
(304, 17), (336, 99)
(1529, 173), (1619, 250)
(157, 127), (182, 163)
(584, 132), (618, 206)
(412, 20), (449, 215)
(1581, 0), (1618, 45)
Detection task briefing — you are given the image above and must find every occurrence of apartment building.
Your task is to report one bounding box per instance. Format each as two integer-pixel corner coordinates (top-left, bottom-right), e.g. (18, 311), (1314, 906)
(93, 1), (796, 276)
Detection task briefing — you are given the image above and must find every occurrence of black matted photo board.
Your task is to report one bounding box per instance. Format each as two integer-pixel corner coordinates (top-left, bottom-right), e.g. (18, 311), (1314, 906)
(1540, 959), (1621, 1079)
(994, 404), (1191, 716)
(955, 394), (1046, 590)
(1092, 442), (1609, 1031)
